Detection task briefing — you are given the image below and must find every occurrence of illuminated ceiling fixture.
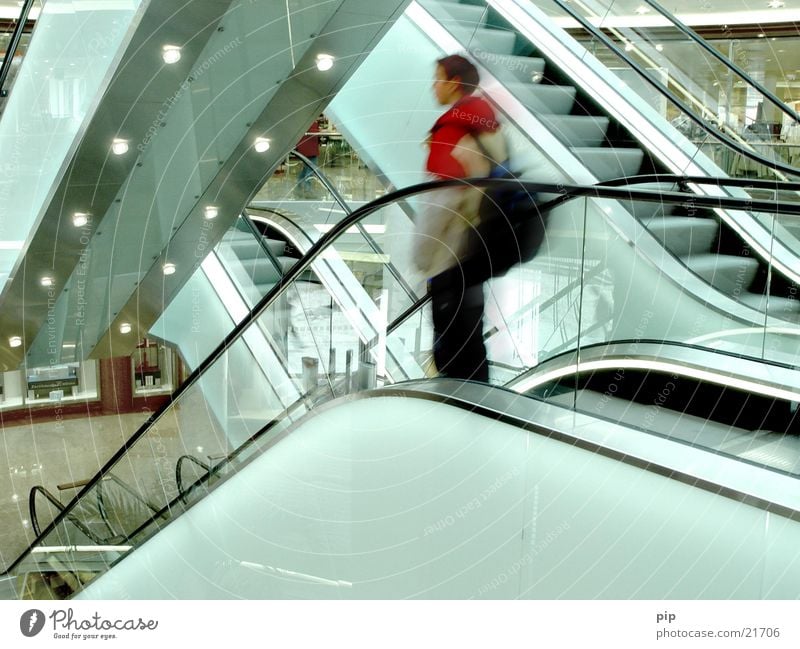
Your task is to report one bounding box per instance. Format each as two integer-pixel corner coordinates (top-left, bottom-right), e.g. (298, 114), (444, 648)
(119, 322), (132, 334)
(112, 138), (129, 155)
(40, 276), (54, 287)
(315, 53), (335, 71)
(162, 262), (176, 275)
(8, 336), (21, 348)
(625, 41), (635, 51)
(757, 33), (766, 37)
(634, 5), (650, 13)
(655, 44), (664, 52)
(72, 212), (89, 227)
(254, 137), (271, 153)
(204, 205), (219, 220)
(768, 0), (785, 7)
(162, 45), (182, 64)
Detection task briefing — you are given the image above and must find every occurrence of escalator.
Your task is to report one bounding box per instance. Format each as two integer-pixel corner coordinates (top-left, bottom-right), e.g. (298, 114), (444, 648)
(325, 0), (800, 334)
(3, 178), (800, 599)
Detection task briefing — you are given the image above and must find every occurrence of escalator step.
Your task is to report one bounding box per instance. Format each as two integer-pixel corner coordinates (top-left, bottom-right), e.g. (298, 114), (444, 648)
(474, 53), (545, 84)
(227, 239), (261, 261)
(264, 238), (287, 258)
(227, 238), (285, 261)
(452, 26), (517, 55)
(737, 293), (800, 319)
(570, 147), (643, 181)
(537, 114), (609, 147)
(644, 217), (718, 258)
(236, 257), (282, 285)
(685, 253), (759, 295)
(506, 82), (576, 114)
(279, 257), (298, 273)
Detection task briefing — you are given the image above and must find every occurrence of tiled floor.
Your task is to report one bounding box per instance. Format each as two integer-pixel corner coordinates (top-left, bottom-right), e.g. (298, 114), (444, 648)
(0, 411), (149, 571)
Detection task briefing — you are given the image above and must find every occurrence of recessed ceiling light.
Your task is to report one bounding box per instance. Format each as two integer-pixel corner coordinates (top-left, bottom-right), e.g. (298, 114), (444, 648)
(112, 138), (129, 155)
(655, 44), (664, 52)
(634, 5), (650, 13)
(40, 276), (54, 287)
(9, 336), (21, 348)
(254, 137), (271, 153)
(758, 33), (766, 38)
(163, 262), (176, 275)
(62, 343), (76, 348)
(625, 41), (635, 51)
(119, 322), (132, 334)
(315, 53), (335, 71)
(162, 45), (181, 64)
(204, 205), (219, 220)
(72, 212), (89, 227)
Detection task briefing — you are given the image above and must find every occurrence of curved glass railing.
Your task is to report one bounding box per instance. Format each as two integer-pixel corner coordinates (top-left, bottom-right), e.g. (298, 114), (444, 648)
(159, 151), (420, 377)
(3, 178), (800, 598)
(218, 151), (420, 319)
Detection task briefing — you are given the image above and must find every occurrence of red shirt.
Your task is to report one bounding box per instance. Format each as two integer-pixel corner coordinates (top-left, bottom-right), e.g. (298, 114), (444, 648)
(296, 121), (320, 158)
(426, 94), (500, 179)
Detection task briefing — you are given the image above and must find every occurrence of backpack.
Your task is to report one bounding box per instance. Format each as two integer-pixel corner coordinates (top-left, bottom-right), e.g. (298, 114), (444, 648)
(467, 144), (547, 281)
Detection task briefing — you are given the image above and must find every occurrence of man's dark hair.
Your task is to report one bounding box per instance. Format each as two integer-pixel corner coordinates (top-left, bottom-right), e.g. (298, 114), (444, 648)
(437, 54), (480, 93)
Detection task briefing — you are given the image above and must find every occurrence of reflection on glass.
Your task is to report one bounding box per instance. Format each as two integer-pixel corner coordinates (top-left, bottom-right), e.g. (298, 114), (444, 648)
(253, 117), (386, 216)
(13, 181), (800, 598)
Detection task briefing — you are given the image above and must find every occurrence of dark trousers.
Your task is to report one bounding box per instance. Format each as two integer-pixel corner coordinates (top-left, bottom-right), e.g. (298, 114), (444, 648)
(429, 266), (489, 382)
(297, 156), (318, 190)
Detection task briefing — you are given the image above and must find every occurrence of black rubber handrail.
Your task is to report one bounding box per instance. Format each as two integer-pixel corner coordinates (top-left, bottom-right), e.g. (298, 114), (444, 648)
(509, 336), (800, 391)
(4, 176), (800, 580)
(248, 150), (419, 304)
(96, 474), (165, 538)
(523, 0), (800, 180)
(289, 149), (420, 304)
(640, 0), (800, 126)
(596, 174), (800, 193)
(29, 486), (115, 546)
(235, 212), (285, 277)
(0, 0), (35, 97)
(175, 454), (212, 501)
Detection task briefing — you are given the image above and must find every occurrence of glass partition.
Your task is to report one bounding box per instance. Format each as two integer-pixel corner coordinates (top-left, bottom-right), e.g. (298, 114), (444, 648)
(6, 179), (800, 599)
(0, 0), (42, 99)
(519, 0), (800, 182)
